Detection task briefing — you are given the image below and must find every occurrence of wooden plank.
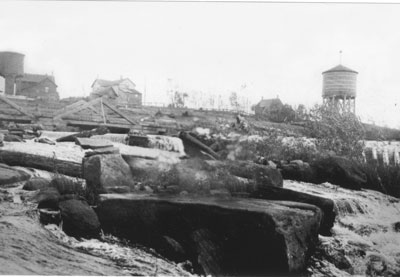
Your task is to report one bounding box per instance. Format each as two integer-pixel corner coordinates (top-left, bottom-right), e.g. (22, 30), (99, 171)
(0, 96), (35, 119)
(0, 114), (32, 122)
(102, 99), (138, 125)
(54, 98), (102, 120)
(66, 120), (131, 130)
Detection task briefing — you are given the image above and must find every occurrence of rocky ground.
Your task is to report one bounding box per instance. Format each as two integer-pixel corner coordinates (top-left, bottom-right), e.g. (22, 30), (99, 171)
(1, 126), (399, 276)
(0, 167), (192, 276)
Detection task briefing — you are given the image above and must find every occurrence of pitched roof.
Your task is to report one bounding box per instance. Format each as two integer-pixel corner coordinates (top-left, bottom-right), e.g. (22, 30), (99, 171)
(91, 78), (136, 88)
(322, 64), (358, 74)
(256, 98), (283, 109)
(20, 73), (57, 86)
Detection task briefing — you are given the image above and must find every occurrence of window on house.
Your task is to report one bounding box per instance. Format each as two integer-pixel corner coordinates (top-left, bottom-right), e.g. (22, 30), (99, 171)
(45, 87), (49, 93)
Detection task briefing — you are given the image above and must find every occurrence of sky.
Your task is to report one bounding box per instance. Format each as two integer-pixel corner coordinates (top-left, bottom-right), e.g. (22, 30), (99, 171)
(1, 1), (400, 127)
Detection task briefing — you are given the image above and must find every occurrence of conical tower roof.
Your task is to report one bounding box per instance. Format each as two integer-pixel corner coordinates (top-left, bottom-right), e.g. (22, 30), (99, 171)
(322, 64), (358, 74)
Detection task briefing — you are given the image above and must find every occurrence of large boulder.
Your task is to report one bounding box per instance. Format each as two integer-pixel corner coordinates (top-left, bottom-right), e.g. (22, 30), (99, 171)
(311, 156), (367, 190)
(0, 163), (31, 186)
(59, 199), (101, 239)
(96, 194), (322, 276)
(35, 187), (61, 209)
(206, 160), (283, 188)
(280, 161), (318, 183)
(279, 156), (368, 191)
(83, 154), (135, 194)
(23, 177), (51, 191)
(250, 186), (335, 235)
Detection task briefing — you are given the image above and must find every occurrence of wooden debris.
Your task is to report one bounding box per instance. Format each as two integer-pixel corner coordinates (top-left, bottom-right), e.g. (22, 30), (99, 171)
(75, 137), (113, 150)
(56, 126), (109, 142)
(179, 131), (220, 160)
(84, 147), (120, 157)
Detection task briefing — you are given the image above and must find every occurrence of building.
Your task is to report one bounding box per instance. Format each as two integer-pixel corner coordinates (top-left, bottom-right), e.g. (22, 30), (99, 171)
(253, 97), (283, 116)
(90, 78), (142, 107)
(322, 64), (358, 113)
(0, 51), (59, 101)
(16, 73), (59, 101)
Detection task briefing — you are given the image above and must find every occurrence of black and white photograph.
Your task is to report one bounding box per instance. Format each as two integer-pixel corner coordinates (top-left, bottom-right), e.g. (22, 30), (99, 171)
(1, 0), (400, 276)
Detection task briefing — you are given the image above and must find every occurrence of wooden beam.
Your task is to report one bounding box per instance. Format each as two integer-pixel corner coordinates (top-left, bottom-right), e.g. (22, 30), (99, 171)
(0, 95), (35, 119)
(54, 98), (102, 120)
(0, 114), (32, 122)
(102, 99), (138, 125)
(66, 120), (131, 130)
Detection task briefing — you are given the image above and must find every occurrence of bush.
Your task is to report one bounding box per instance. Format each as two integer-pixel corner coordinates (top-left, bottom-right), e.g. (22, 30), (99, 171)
(305, 104), (365, 160)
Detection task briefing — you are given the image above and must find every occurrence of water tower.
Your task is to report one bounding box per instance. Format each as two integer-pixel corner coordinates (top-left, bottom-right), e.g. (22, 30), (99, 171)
(322, 64), (358, 113)
(0, 51), (25, 95)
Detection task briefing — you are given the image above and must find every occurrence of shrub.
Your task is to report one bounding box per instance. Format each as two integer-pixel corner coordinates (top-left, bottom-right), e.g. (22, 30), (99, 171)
(305, 104), (365, 161)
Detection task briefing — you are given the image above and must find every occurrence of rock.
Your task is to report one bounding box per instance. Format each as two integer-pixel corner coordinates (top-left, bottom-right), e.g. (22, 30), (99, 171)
(35, 187), (61, 209)
(75, 137), (113, 150)
(84, 147), (120, 157)
(59, 199), (101, 239)
(312, 156), (367, 190)
(206, 160), (283, 188)
(159, 236), (186, 262)
(280, 162), (317, 183)
(267, 160), (277, 169)
(250, 186), (335, 235)
(23, 177), (50, 191)
(0, 133), (4, 146)
(366, 253), (388, 276)
(83, 154), (135, 194)
(39, 208), (62, 226)
(4, 134), (24, 142)
(96, 194), (322, 276)
(393, 222), (400, 232)
(0, 163), (31, 186)
(280, 156), (368, 191)
(290, 160), (304, 167)
(209, 189), (231, 198)
(144, 185), (154, 193)
(50, 177), (83, 195)
(34, 137), (56, 145)
(127, 134), (150, 147)
(104, 186), (131, 194)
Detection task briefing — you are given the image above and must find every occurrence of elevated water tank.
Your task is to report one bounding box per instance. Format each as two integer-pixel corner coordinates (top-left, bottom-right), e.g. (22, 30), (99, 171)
(322, 64), (358, 99)
(0, 51), (25, 77)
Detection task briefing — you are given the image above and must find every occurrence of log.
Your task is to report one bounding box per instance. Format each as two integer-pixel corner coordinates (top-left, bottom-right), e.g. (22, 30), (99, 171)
(179, 131), (220, 160)
(56, 126), (109, 142)
(0, 149), (82, 177)
(250, 186), (336, 235)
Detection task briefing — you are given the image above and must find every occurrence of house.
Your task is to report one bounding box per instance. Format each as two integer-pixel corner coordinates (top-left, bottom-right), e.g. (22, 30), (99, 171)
(90, 78), (142, 107)
(15, 73), (59, 101)
(253, 97), (283, 116)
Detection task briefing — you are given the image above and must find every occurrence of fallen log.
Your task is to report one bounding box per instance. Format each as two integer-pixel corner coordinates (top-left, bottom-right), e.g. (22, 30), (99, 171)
(56, 126), (109, 142)
(250, 185), (335, 235)
(0, 149), (82, 177)
(179, 131), (220, 160)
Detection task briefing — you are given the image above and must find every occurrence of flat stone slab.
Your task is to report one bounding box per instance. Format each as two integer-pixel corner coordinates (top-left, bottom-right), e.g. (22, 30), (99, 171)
(97, 194), (322, 276)
(75, 138), (113, 150)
